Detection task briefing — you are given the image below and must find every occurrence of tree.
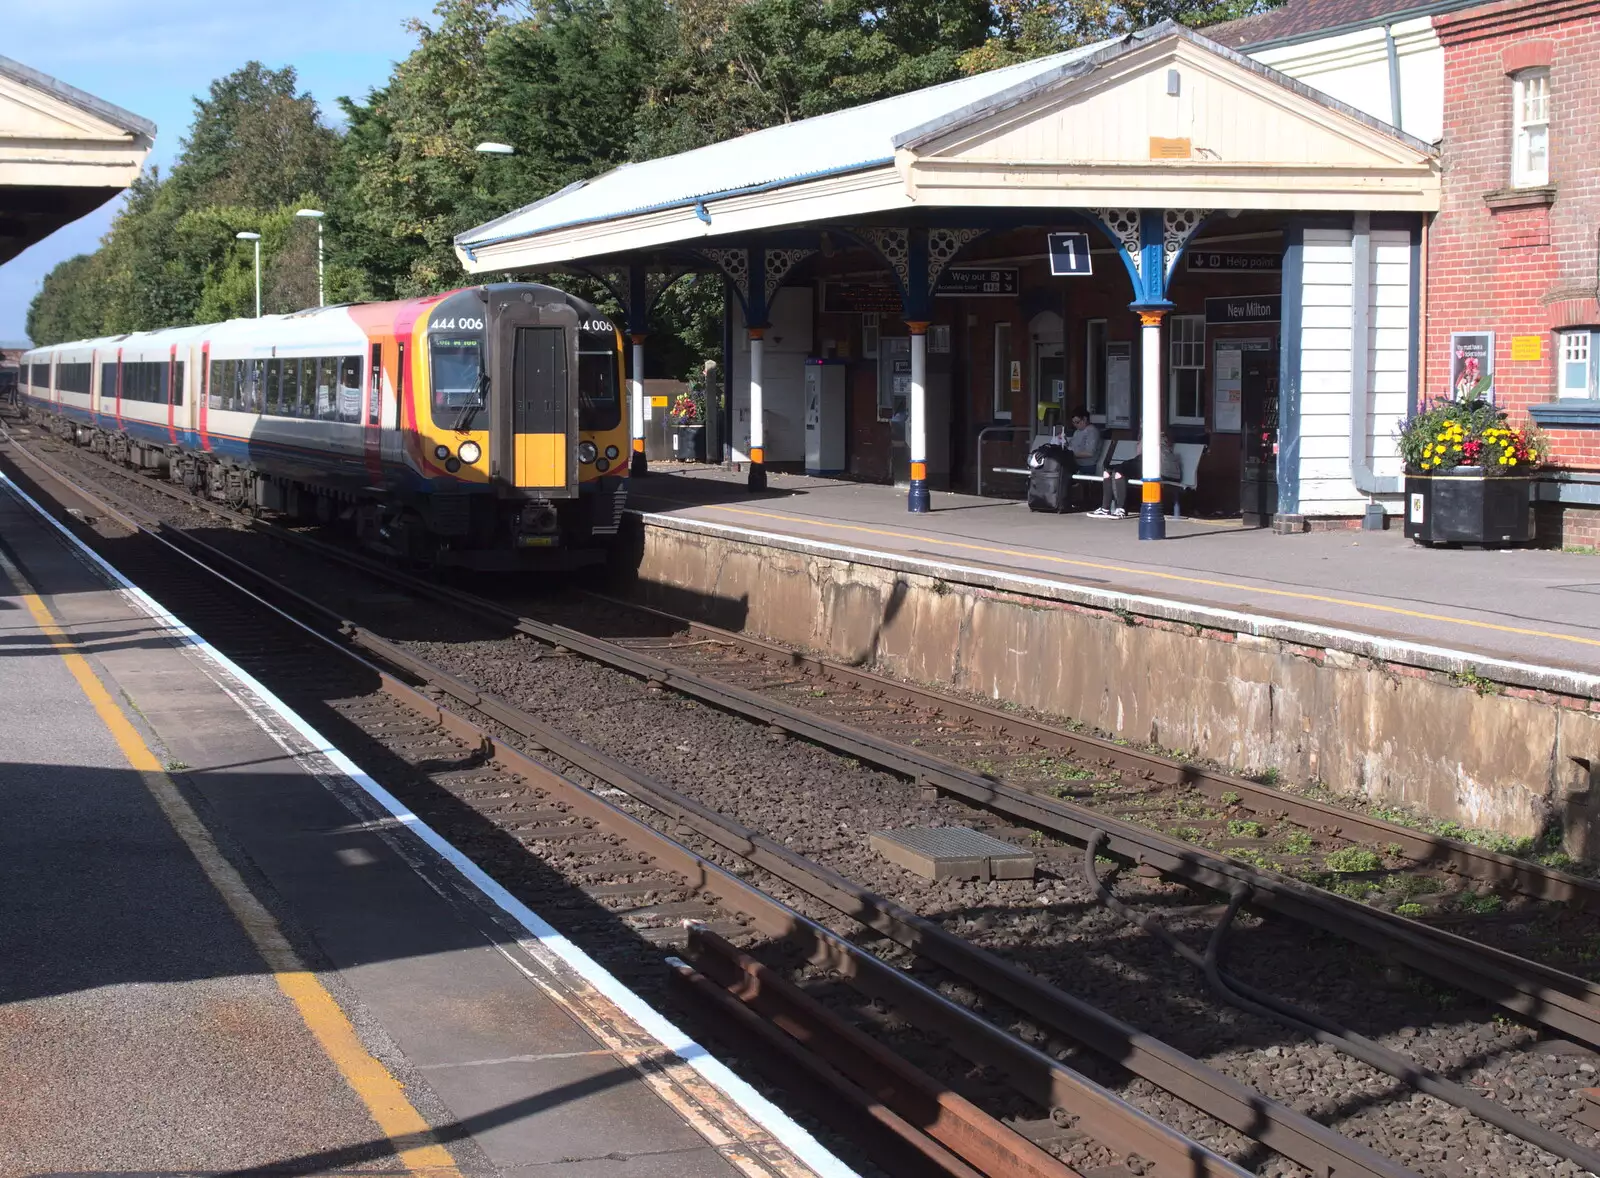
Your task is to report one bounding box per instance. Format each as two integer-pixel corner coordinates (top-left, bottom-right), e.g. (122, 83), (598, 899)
(25, 253), (107, 345)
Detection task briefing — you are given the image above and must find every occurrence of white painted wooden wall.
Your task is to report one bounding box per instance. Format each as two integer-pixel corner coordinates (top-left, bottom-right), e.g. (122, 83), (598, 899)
(1294, 225), (1412, 516)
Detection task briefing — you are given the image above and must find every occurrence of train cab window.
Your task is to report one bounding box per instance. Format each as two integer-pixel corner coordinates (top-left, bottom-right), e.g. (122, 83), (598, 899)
(578, 331), (620, 432)
(430, 334), (485, 429)
(265, 359), (281, 413)
(395, 343), (406, 430)
(338, 355), (362, 423)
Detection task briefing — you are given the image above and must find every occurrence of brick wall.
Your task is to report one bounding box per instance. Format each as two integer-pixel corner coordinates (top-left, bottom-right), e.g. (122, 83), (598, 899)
(1431, 0), (1600, 536)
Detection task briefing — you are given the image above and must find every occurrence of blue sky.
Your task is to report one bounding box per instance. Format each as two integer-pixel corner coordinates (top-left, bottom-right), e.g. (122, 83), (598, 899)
(0, 0), (441, 343)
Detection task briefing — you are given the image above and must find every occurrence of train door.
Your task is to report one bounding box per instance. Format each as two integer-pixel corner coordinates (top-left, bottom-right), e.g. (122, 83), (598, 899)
(511, 327), (568, 489)
(364, 341), (384, 484)
(486, 290), (578, 496)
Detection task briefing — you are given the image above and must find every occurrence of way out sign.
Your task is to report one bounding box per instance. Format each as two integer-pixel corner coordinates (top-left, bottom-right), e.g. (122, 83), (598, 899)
(1047, 231), (1093, 276)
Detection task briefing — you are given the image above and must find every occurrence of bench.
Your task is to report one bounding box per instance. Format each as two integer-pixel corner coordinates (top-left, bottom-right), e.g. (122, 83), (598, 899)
(1129, 442), (1206, 518)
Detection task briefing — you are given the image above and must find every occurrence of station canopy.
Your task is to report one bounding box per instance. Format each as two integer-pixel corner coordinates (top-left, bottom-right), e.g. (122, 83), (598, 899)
(0, 55), (154, 266)
(456, 22), (1439, 274)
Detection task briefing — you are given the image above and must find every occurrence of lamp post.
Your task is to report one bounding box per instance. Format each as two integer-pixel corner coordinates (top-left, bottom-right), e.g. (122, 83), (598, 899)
(236, 231), (261, 318)
(295, 209), (325, 307)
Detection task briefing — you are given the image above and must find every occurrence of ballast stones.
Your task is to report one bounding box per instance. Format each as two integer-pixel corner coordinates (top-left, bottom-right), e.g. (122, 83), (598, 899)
(869, 825), (1035, 882)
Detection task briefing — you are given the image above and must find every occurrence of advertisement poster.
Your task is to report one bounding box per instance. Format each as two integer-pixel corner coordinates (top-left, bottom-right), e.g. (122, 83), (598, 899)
(1105, 342), (1133, 429)
(1449, 332), (1495, 401)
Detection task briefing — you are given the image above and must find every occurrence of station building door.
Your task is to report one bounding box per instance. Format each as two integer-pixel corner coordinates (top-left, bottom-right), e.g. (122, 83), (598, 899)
(1031, 312), (1065, 433)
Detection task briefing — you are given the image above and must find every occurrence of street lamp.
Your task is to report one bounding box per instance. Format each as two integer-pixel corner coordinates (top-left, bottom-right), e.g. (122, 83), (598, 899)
(475, 142), (514, 155)
(295, 209), (325, 307)
(236, 231), (262, 318)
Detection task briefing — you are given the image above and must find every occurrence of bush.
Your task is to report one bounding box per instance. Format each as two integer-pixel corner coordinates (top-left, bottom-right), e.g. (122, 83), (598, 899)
(1397, 396), (1544, 475)
(1324, 847), (1384, 873)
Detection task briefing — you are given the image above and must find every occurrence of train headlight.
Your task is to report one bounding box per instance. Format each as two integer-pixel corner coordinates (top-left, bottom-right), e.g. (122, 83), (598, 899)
(604, 445), (619, 460)
(595, 457), (610, 473)
(434, 444), (450, 460)
(458, 440), (482, 464)
(578, 441), (598, 464)
(445, 457), (462, 473)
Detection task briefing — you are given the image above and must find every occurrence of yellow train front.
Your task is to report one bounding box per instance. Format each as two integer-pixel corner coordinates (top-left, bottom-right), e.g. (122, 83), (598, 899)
(400, 283), (629, 569)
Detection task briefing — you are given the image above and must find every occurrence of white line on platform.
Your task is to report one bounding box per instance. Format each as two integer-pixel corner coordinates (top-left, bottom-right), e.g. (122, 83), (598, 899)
(0, 471), (858, 1178)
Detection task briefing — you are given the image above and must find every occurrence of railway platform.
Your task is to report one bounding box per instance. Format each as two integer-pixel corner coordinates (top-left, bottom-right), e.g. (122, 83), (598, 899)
(0, 479), (841, 1177)
(627, 466), (1600, 683)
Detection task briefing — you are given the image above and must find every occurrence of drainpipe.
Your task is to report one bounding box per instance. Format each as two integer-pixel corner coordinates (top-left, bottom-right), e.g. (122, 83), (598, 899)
(1349, 213), (1399, 529)
(1383, 24), (1404, 130)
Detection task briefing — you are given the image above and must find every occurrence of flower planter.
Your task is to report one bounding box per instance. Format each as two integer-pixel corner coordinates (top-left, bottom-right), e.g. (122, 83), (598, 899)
(668, 422), (706, 462)
(1404, 468), (1535, 546)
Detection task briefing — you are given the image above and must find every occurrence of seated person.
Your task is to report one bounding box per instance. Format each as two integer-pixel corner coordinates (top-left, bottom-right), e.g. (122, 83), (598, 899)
(1065, 410), (1102, 475)
(1091, 433), (1180, 519)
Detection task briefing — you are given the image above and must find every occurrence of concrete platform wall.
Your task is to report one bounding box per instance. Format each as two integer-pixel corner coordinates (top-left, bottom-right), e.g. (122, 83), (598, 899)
(621, 517), (1600, 847)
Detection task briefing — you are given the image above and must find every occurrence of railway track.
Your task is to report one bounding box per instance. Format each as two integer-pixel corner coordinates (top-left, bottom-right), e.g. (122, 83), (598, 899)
(8, 421), (1600, 1178)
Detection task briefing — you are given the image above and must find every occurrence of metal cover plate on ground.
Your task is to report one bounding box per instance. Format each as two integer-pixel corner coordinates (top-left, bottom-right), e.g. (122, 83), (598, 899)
(870, 825), (1035, 881)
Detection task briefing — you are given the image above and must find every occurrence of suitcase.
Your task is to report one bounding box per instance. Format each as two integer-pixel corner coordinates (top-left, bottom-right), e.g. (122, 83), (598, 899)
(1026, 444), (1071, 513)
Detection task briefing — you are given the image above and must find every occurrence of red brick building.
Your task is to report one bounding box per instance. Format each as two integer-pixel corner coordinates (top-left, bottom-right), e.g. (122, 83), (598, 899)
(1218, 0), (1600, 541)
(1429, 0), (1600, 544)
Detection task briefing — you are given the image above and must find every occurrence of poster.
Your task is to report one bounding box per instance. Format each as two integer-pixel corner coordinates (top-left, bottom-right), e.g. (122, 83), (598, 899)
(1106, 342), (1132, 429)
(1213, 345), (1244, 434)
(1212, 339), (1270, 434)
(1449, 332), (1495, 401)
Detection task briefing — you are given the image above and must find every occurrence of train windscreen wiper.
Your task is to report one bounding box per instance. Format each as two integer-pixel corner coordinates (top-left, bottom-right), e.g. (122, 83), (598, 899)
(453, 371), (488, 432)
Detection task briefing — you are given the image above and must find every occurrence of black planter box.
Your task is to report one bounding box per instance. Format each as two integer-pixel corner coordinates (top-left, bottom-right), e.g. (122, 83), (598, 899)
(668, 423), (706, 462)
(1404, 469), (1534, 546)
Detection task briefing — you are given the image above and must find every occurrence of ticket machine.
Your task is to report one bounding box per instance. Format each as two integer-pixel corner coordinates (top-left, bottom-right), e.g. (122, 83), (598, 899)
(804, 358), (846, 475)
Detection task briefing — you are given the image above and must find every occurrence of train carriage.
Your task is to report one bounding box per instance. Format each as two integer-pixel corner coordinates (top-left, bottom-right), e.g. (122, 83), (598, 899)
(21, 283), (629, 568)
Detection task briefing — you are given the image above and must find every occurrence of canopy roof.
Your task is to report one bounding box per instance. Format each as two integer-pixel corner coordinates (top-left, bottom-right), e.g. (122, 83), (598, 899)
(457, 23), (1439, 275)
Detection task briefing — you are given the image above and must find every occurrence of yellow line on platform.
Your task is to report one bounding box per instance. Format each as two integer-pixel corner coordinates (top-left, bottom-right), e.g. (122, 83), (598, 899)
(698, 504), (1600, 652)
(0, 547), (461, 1177)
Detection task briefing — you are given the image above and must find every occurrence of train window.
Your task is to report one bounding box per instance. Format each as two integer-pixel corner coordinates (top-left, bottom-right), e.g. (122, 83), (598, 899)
(578, 344), (620, 432)
(209, 360), (224, 410)
(265, 359), (281, 414)
(101, 362), (117, 401)
(301, 359), (318, 417)
(395, 343), (406, 430)
(368, 344), (382, 427)
(172, 361), (185, 406)
(338, 355), (362, 424)
(247, 360), (264, 413)
(429, 334), (484, 429)
(282, 359), (301, 417)
(314, 357), (335, 420)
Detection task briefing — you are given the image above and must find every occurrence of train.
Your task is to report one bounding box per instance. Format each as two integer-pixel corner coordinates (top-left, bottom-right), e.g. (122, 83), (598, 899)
(19, 283), (629, 568)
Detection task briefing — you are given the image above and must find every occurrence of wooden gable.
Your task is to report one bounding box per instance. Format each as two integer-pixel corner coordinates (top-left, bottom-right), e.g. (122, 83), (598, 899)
(897, 36), (1439, 211)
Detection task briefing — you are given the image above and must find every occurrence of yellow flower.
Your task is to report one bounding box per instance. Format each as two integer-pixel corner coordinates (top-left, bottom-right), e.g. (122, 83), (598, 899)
(1508, 458), (1517, 466)
(1454, 445), (1462, 452)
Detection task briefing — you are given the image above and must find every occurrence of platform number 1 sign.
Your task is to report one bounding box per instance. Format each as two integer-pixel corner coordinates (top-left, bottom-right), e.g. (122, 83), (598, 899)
(1047, 231), (1093, 277)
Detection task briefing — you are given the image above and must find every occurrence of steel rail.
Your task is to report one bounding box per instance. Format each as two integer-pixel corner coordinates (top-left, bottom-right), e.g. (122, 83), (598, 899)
(2, 433), (1250, 1178)
(15, 429), (1600, 1050)
(597, 592), (1600, 911)
(268, 543), (1600, 1052)
(673, 928), (1082, 1178)
(45, 425), (1597, 1052)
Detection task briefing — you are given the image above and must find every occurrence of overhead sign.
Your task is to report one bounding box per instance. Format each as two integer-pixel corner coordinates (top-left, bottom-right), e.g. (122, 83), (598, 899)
(1205, 295), (1281, 324)
(1046, 232), (1093, 276)
(1187, 251), (1282, 273)
(936, 267), (1019, 297)
(824, 281), (902, 315)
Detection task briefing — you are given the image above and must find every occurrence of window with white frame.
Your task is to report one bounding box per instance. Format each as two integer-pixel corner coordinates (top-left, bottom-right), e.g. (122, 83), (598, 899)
(1085, 318), (1107, 421)
(1558, 329), (1595, 399)
(1168, 315), (1206, 424)
(1513, 68), (1550, 188)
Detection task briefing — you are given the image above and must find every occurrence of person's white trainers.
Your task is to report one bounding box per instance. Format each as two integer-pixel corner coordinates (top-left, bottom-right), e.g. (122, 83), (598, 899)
(1087, 507), (1111, 518)
(1111, 507), (1128, 519)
